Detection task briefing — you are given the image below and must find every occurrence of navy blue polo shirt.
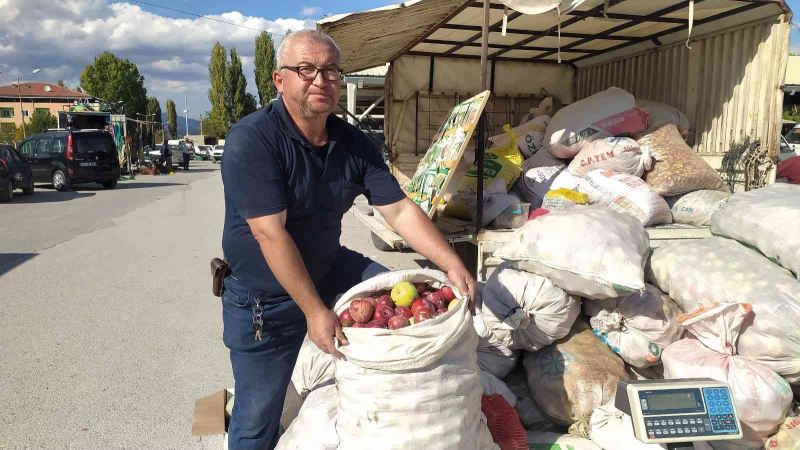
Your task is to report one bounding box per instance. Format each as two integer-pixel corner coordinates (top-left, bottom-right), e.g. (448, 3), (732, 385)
(221, 98), (406, 296)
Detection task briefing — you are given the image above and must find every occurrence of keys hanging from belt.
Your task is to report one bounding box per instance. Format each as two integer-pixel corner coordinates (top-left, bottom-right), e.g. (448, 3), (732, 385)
(252, 298), (264, 341)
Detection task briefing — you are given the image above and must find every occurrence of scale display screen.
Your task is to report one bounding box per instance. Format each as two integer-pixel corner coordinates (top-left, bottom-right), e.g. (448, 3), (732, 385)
(640, 389), (705, 415)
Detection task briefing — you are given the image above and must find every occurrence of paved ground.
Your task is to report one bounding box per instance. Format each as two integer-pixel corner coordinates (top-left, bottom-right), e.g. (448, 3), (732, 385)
(0, 160), (422, 449)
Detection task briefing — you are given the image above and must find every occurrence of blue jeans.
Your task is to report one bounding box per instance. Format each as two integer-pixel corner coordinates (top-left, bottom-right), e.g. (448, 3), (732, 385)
(221, 247), (388, 450)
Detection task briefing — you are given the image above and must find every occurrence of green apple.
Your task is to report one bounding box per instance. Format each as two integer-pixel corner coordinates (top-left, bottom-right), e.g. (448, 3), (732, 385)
(448, 299), (459, 311)
(391, 281), (418, 308)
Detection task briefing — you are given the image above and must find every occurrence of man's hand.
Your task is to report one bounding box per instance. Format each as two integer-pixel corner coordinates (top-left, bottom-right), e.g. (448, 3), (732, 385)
(446, 265), (477, 315)
(306, 305), (348, 359)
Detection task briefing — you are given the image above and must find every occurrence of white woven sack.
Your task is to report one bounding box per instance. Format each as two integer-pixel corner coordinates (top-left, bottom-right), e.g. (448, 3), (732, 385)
(765, 414), (800, 450)
(578, 170), (673, 226)
(590, 402), (710, 450)
(495, 206), (649, 300)
(479, 370), (516, 407)
(482, 263), (580, 351)
(525, 431), (602, 450)
(569, 137), (652, 178)
(711, 183), (800, 279)
(647, 237), (800, 383)
(551, 169), (579, 191)
(636, 99), (691, 135)
(662, 303), (793, 448)
(512, 149), (567, 208)
(668, 190), (731, 226)
(491, 114), (551, 159)
(275, 385), (338, 450)
(290, 336), (335, 398)
(585, 284), (683, 368)
(333, 269), (498, 450)
(474, 302), (521, 379)
(545, 87), (648, 158)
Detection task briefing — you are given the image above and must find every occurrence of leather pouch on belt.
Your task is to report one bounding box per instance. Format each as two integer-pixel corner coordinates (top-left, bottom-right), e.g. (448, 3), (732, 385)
(210, 258), (229, 297)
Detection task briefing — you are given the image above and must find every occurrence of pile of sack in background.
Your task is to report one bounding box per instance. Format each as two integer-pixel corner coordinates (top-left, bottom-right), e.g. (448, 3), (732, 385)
(444, 86), (734, 230)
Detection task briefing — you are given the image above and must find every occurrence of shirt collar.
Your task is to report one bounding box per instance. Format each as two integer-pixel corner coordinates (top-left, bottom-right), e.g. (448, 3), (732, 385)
(275, 95), (345, 146)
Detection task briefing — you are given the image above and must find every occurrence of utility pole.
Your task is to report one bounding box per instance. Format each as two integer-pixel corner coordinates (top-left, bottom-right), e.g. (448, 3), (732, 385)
(16, 68), (41, 139)
(183, 95), (189, 139)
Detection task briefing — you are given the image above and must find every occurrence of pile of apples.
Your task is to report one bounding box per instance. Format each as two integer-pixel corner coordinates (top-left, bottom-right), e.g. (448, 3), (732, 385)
(339, 281), (459, 330)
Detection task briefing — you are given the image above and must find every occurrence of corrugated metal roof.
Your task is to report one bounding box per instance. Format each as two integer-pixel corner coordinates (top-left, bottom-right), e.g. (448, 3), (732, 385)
(348, 65), (389, 77)
(0, 82), (91, 99)
(786, 54), (800, 86)
(319, 0), (790, 70)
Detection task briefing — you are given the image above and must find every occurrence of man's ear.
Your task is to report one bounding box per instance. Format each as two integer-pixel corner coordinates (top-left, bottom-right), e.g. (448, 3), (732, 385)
(273, 70), (283, 95)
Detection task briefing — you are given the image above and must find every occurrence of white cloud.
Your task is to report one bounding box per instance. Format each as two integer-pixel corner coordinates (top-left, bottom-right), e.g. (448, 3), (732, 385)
(300, 6), (322, 17)
(0, 0), (316, 116)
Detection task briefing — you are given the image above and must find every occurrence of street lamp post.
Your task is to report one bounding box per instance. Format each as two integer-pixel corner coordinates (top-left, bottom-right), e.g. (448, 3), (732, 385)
(16, 68), (41, 139)
(183, 95), (189, 139)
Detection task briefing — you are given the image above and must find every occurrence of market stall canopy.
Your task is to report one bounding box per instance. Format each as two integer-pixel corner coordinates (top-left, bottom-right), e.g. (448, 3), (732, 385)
(318, 0), (791, 73)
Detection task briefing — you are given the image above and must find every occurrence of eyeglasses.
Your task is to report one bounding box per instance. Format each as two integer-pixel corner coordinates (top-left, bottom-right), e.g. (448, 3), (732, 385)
(280, 65), (344, 82)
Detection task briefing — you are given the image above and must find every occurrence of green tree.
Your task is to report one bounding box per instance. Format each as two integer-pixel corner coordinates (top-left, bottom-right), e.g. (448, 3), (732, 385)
(243, 93), (258, 116)
(254, 31), (277, 107)
(227, 47), (248, 124)
(56, 80), (66, 88)
(80, 51), (147, 115)
(166, 99), (178, 138)
(27, 110), (58, 135)
(0, 123), (16, 143)
(208, 42), (229, 137)
(147, 96), (164, 142)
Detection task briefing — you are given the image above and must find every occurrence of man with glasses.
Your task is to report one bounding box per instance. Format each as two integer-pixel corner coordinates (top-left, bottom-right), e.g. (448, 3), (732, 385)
(220, 30), (476, 449)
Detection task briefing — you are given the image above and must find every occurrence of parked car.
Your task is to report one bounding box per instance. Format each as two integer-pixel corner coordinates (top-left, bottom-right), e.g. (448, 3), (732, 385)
(195, 145), (213, 160)
(780, 133), (800, 161)
(211, 144), (224, 163)
(0, 143), (34, 201)
(17, 130), (120, 191)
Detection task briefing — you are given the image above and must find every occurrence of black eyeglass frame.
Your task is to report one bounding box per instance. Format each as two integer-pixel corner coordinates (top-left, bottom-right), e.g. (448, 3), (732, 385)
(280, 65), (344, 81)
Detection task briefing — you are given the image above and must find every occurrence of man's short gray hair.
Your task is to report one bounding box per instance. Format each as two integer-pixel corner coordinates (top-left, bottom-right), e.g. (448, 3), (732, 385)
(276, 29), (341, 69)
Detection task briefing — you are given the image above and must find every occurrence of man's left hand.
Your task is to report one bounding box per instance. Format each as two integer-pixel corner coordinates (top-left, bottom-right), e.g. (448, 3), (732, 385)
(446, 265), (476, 315)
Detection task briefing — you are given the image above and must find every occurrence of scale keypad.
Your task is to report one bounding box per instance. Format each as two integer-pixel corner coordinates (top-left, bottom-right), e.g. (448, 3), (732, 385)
(645, 416), (712, 439)
(704, 388), (739, 433)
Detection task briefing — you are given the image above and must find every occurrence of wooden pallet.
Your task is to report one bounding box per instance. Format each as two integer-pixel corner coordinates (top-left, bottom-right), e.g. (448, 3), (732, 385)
(353, 207), (473, 249)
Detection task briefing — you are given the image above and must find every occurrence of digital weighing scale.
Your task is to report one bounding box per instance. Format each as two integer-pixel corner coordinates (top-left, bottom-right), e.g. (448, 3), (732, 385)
(615, 378), (743, 449)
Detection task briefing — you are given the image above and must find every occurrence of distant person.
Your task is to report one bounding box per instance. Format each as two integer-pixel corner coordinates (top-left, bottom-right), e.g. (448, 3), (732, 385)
(777, 155), (800, 184)
(180, 139), (191, 170)
(160, 139), (171, 174)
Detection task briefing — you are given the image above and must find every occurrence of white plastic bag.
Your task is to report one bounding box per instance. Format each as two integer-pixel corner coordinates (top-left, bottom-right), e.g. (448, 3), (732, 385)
(275, 385), (338, 450)
(481, 263), (580, 352)
(479, 370), (516, 407)
(526, 431), (602, 450)
(546, 87), (649, 158)
(647, 237), (800, 383)
(522, 319), (629, 437)
(290, 336), (335, 399)
(495, 206), (649, 300)
(569, 137), (652, 178)
(512, 149), (567, 208)
(711, 183), (800, 279)
(584, 284), (683, 368)
(333, 269), (498, 450)
(667, 190), (731, 226)
(662, 303), (793, 448)
(579, 170), (673, 226)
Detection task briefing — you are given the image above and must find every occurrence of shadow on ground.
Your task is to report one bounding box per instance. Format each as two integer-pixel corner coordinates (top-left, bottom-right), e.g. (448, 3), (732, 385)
(8, 191), (96, 204)
(0, 253), (37, 277)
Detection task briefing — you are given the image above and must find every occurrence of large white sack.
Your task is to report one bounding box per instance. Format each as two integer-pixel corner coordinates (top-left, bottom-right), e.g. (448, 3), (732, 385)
(579, 170), (673, 227)
(495, 206), (649, 300)
(711, 183), (800, 279)
(523, 319), (629, 437)
(526, 431), (602, 450)
(474, 302), (520, 379)
(584, 284), (683, 368)
(764, 413), (800, 450)
(647, 237), (800, 383)
(546, 87), (649, 158)
(590, 402), (711, 450)
(479, 370), (516, 407)
(481, 263), (580, 352)
(667, 190), (731, 226)
(290, 336), (335, 399)
(491, 114), (551, 159)
(662, 303), (793, 448)
(636, 99), (691, 136)
(512, 149), (568, 208)
(275, 385), (338, 450)
(333, 269), (498, 450)
(568, 137), (652, 178)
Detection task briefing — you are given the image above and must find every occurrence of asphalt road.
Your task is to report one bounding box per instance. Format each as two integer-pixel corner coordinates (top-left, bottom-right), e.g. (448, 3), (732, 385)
(0, 160), (422, 449)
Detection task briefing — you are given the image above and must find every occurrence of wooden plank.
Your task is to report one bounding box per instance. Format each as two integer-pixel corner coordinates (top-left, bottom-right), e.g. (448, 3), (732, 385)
(353, 208), (405, 249)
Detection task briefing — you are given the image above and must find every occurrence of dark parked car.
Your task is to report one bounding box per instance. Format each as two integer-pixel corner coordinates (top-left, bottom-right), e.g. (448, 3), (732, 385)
(0, 143), (34, 201)
(17, 130), (120, 191)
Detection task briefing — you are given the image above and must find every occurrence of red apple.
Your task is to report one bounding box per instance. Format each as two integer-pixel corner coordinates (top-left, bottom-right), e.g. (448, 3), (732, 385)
(433, 308), (449, 318)
(365, 320), (388, 329)
(364, 297), (377, 307)
(339, 310), (356, 327)
(414, 283), (431, 293)
(424, 291), (446, 310)
(387, 315), (410, 330)
(411, 298), (434, 316)
(440, 286), (456, 301)
(395, 306), (413, 319)
(349, 298), (375, 323)
(352, 323), (367, 328)
(414, 307), (433, 323)
(376, 294), (395, 310)
(373, 305), (395, 324)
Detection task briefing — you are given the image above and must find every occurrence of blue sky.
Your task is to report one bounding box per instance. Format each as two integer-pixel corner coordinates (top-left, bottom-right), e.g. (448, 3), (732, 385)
(3, 0), (799, 119)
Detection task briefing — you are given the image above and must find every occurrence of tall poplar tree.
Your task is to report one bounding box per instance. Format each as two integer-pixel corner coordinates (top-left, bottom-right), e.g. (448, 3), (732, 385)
(254, 31), (277, 107)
